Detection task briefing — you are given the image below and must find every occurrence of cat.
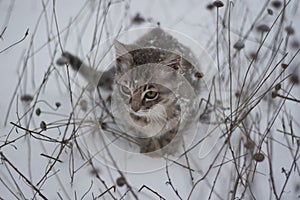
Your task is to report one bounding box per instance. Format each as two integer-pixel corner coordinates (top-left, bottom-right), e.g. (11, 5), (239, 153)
(57, 28), (203, 155)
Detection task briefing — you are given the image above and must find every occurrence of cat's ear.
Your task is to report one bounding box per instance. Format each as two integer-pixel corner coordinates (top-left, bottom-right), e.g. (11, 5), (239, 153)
(114, 40), (130, 57)
(160, 53), (182, 71)
(114, 40), (133, 72)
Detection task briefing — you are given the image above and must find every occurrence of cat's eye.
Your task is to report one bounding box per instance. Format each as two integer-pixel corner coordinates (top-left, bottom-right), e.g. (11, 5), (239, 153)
(120, 85), (131, 95)
(145, 91), (158, 100)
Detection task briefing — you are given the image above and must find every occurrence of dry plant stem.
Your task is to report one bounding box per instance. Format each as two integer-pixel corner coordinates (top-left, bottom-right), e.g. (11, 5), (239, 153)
(88, 158), (117, 200)
(208, 147), (228, 200)
(96, 185), (116, 199)
(165, 163), (183, 200)
(2, 158), (27, 199)
(187, 140), (229, 200)
(216, 6), (221, 72)
(274, 93), (300, 103)
(220, 0), (271, 69)
(0, 173), (22, 199)
(92, 1), (111, 67)
(224, 4), (245, 193)
(254, 87), (295, 197)
(0, 28), (29, 54)
(53, 0), (63, 51)
(119, 189), (131, 200)
(0, 26), (7, 39)
(98, 124), (138, 200)
(30, 0), (90, 57)
(278, 140), (300, 199)
(236, 1), (291, 110)
(90, 0), (103, 51)
(4, 51), (31, 126)
(163, 156), (196, 172)
(227, 0), (233, 134)
(0, 152), (48, 200)
(266, 138), (279, 200)
(138, 185), (166, 200)
(79, 181), (94, 199)
(182, 142), (194, 185)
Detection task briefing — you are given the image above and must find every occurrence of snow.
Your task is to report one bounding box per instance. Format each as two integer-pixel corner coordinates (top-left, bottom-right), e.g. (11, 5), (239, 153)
(1, 0), (300, 199)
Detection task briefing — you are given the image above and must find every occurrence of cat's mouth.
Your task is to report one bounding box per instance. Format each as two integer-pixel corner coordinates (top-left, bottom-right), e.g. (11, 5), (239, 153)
(129, 112), (150, 127)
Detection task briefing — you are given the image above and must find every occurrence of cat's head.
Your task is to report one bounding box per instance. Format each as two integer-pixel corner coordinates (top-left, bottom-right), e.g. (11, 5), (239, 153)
(114, 40), (182, 74)
(112, 40), (182, 138)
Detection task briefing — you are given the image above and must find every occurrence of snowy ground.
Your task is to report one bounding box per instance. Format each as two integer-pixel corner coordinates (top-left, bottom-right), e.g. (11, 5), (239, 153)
(1, 0), (300, 199)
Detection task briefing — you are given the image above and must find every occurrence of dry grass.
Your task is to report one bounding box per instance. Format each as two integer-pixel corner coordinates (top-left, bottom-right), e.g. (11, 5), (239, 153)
(0, 0), (300, 199)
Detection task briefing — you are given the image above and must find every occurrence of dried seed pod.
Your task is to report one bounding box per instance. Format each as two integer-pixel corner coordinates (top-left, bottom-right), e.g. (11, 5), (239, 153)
(36, 108), (41, 116)
(291, 40), (299, 49)
(116, 177), (126, 187)
(56, 57), (69, 66)
(233, 40), (245, 50)
(290, 74), (299, 85)
(213, 0), (224, 7)
(253, 153), (265, 162)
(99, 121), (107, 130)
(285, 26), (295, 35)
(89, 167), (100, 176)
(256, 24), (269, 33)
(80, 99), (88, 112)
(195, 72), (204, 78)
(271, 0), (282, 9)
(21, 94), (33, 103)
(281, 63), (288, 69)
(244, 140), (255, 149)
(271, 91), (277, 98)
(132, 13), (145, 25)
(55, 102), (61, 108)
(206, 3), (214, 10)
(267, 8), (273, 15)
(249, 52), (258, 60)
(275, 83), (281, 91)
(295, 183), (300, 192)
(40, 121), (47, 131)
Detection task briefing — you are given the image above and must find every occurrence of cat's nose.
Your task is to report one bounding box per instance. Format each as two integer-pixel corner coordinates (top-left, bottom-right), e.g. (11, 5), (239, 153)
(131, 101), (141, 112)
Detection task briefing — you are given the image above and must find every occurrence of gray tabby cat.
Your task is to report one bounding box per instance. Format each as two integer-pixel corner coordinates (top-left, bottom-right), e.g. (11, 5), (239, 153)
(57, 28), (203, 155)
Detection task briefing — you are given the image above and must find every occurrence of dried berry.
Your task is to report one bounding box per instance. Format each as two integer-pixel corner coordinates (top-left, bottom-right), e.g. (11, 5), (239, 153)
(195, 72), (204, 78)
(285, 26), (295, 35)
(281, 63), (288, 69)
(40, 121), (47, 131)
(275, 83), (281, 91)
(55, 102), (61, 108)
(271, 91), (277, 98)
(253, 152), (265, 162)
(132, 13), (145, 25)
(36, 108), (41, 116)
(271, 0), (282, 9)
(244, 140), (255, 149)
(100, 121), (107, 130)
(116, 177), (126, 187)
(206, 3), (214, 10)
(290, 74), (299, 85)
(256, 24), (269, 33)
(213, 0), (224, 7)
(233, 40), (245, 50)
(249, 52), (258, 60)
(21, 94), (33, 103)
(267, 8), (273, 15)
(89, 167), (100, 175)
(80, 99), (88, 112)
(291, 40), (299, 49)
